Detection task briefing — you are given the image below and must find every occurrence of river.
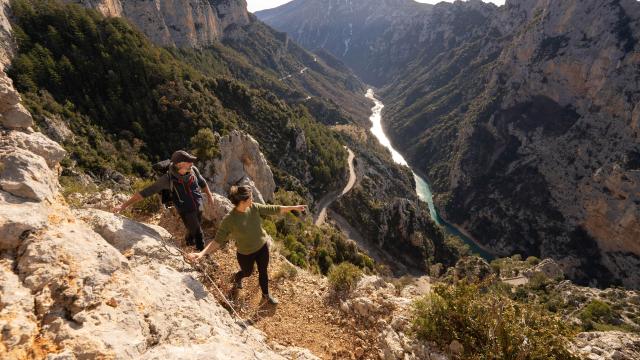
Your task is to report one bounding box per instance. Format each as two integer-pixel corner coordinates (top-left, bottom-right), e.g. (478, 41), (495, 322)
(365, 89), (493, 260)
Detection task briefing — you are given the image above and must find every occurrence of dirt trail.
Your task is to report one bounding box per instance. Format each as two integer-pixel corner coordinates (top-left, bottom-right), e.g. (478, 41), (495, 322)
(149, 211), (381, 360)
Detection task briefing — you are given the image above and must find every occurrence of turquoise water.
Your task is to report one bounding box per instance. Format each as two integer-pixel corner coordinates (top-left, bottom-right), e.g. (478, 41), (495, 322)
(413, 173), (493, 260)
(366, 89), (493, 260)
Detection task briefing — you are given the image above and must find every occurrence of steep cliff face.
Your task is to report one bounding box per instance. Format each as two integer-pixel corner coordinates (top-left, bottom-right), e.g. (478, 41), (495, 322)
(0, 0), (14, 69)
(258, 0), (640, 288)
(68, 0), (250, 47)
(385, 0), (640, 288)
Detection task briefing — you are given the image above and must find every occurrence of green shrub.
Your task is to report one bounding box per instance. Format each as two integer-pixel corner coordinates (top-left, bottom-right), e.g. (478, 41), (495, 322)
(411, 282), (578, 359)
(190, 128), (219, 162)
(328, 262), (363, 292)
(579, 300), (613, 324)
(273, 261), (298, 281)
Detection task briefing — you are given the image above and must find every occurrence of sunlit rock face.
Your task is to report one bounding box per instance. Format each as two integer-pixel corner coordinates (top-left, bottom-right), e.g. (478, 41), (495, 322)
(67, 0), (250, 47)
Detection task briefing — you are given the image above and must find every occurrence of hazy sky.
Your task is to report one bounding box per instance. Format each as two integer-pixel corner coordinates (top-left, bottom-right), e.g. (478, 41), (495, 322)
(247, 0), (506, 13)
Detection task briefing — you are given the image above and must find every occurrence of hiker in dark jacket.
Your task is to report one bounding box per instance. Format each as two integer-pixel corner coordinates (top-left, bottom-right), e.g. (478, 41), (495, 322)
(186, 185), (306, 305)
(115, 150), (215, 251)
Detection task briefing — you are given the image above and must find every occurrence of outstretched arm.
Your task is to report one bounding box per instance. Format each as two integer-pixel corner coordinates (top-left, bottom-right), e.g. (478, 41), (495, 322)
(279, 205), (307, 214)
(186, 240), (220, 262)
(114, 193), (143, 213)
(187, 217), (231, 262)
(114, 176), (168, 213)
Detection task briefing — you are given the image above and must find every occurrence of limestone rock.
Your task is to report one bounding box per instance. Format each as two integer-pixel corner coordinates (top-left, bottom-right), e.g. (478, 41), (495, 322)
(0, 0), (15, 70)
(14, 218), (294, 359)
(278, 346), (321, 360)
(1, 130), (66, 168)
(70, 0), (250, 48)
(379, 327), (404, 360)
(0, 72), (20, 113)
(202, 192), (233, 224)
(41, 115), (74, 143)
(524, 258), (564, 280)
(446, 256), (493, 283)
(203, 130), (276, 202)
(572, 331), (640, 360)
(0, 145), (58, 201)
(0, 257), (38, 359)
(75, 208), (185, 267)
(1, 102), (33, 129)
(67, 188), (128, 211)
(0, 190), (51, 250)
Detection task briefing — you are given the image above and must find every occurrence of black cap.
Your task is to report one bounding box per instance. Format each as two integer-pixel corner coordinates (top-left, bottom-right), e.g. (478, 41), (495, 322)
(171, 150), (197, 164)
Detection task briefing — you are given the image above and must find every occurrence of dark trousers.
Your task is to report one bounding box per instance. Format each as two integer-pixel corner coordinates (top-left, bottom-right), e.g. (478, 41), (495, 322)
(179, 210), (204, 251)
(235, 244), (270, 295)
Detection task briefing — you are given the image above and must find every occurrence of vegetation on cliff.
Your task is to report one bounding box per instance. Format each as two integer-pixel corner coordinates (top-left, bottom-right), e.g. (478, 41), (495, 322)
(8, 0), (347, 196)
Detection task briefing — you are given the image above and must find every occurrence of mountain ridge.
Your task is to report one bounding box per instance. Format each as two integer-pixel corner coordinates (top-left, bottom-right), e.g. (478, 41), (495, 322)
(258, 0), (640, 288)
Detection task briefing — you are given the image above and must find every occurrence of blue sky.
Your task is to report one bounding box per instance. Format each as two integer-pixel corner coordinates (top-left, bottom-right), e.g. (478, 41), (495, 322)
(247, 0), (506, 13)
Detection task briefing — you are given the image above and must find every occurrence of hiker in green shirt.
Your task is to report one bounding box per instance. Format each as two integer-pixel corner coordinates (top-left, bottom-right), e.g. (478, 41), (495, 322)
(187, 185), (306, 305)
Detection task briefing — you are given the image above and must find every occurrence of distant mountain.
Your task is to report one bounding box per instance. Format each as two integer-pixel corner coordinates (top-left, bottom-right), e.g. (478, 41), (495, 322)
(67, 0), (372, 122)
(257, 0), (434, 86)
(259, 0), (640, 288)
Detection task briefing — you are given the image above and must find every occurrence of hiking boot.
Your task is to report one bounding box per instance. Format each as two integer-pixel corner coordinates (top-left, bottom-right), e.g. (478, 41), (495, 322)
(261, 293), (279, 305)
(232, 272), (243, 289)
(185, 236), (194, 247)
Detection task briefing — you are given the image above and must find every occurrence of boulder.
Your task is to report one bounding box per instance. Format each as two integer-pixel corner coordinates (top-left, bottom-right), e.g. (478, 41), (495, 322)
(1, 102), (33, 129)
(524, 258), (564, 280)
(75, 208), (187, 269)
(0, 190), (51, 250)
(203, 130), (275, 202)
(378, 327), (404, 360)
(67, 188), (128, 211)
(0, 145), (59, 201)
(1, 130), (66, 168)
(202, 192), (233, 224)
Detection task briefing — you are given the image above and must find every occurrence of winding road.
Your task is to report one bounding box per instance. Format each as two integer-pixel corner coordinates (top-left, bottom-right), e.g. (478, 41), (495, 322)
(313, 147), (411, 273)
(314, 147), (356, 226)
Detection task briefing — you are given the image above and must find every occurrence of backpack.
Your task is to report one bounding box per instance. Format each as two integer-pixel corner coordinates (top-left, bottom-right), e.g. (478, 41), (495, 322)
(152, 159), (174, 208)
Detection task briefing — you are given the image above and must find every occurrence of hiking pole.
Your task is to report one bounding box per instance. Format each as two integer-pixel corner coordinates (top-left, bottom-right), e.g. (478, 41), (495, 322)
(154, 235), (283, 357)
(155, 235), (255, 333)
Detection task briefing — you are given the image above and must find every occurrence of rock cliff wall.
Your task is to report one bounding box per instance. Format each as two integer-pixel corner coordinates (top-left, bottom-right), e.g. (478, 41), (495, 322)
(68, 0), (250, 47)
(259, 0), (640, 288)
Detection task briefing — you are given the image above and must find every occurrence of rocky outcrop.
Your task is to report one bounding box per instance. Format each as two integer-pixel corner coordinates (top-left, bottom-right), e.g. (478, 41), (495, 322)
(571, 331), (640, 360)
(338, 275), (448, 360)
(1, 74), (33, 130)
(0, 0), (14, 70)
(68, 0), (250, 48)
(202, 130), (276, 203)
(1, 130), (66, 168)
(0, 145), (60, 201)
(523, 258), (564, 280)
(0, 125), (311, 360)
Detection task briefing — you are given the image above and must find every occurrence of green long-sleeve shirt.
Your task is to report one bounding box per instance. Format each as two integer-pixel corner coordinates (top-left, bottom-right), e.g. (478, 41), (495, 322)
(214, 203), (281, 255)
